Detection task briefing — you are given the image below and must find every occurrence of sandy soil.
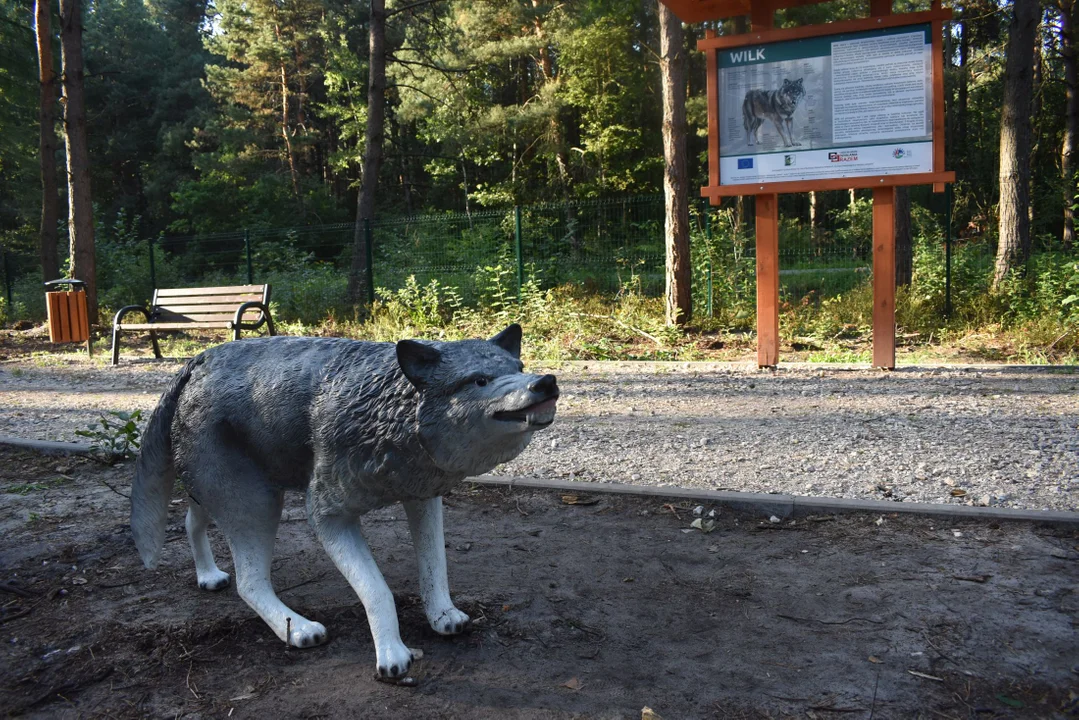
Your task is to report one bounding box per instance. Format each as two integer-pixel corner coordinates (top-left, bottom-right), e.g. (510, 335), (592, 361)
(0, 447), (1076, 719)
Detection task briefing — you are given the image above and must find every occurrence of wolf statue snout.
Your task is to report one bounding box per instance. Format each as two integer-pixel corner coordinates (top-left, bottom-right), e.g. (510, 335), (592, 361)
(130, 324), (556, 682)
(528, 373), (558, 395)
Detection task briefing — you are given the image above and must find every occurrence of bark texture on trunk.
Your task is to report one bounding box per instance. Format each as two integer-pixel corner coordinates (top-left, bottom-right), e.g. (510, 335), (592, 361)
(347, 0), (385, 305)
(1061, 0), (1078, 248)
(59, 0), (97, 321)
(994, 0), (1038, 288)
(659, 2), (691, 326)
(36, 0), (61, 283)
(281, 63), (302, 202)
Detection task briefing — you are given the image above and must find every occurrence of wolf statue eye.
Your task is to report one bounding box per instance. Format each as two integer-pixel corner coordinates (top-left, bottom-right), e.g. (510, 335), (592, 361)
(475, 377), (489, 387)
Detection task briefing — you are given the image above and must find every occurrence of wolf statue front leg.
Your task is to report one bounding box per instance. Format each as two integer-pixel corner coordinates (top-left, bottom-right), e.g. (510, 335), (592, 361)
(311, 508), (418, 680)
(403, 496), (470, 635)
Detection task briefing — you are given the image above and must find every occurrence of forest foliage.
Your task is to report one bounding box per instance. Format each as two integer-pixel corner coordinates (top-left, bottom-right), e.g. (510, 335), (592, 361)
(0, 0), (1078, 357)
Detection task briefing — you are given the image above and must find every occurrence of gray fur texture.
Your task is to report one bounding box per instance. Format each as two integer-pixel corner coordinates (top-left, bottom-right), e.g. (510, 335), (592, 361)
(130, 325), (558, 679)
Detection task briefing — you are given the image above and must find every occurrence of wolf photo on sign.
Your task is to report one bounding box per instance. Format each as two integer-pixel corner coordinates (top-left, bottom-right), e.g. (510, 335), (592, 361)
(721, 60), (826, 153)
(716, 25), (935, 185)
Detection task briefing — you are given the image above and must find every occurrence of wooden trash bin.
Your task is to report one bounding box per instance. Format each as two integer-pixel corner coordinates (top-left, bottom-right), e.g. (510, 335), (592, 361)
(44, 279), (92, 355)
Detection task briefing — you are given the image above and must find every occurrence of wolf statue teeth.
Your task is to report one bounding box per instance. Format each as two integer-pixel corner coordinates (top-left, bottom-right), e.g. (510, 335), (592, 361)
(130, 324), (558, 681)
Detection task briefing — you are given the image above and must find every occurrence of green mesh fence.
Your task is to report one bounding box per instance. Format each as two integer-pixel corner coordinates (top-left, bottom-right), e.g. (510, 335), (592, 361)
(2, 193), (945, 325)
(372, 209), (515, 300)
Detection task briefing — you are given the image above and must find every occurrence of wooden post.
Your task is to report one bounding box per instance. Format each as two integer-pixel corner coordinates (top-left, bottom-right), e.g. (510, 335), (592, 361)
(756, 193), (780, 368)
(751, 1), (778, 368)
(870, 0), (895, 369)
(872, 187), (896, 369)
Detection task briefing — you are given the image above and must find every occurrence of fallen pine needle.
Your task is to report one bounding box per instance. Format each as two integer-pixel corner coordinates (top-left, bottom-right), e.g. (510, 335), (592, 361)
(908, 670), (944, 682)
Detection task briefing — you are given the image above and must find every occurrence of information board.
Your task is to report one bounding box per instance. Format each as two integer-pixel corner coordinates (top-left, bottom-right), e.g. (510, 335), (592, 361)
(716, 24), (933, 185)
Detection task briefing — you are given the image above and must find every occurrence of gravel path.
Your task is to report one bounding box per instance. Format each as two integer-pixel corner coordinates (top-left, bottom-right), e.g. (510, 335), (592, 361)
(1, 356), (1076, 512)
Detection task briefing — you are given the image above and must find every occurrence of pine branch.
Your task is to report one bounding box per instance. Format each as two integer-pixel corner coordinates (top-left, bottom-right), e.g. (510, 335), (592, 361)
(388, 55), (473, 74)
(387, 81), (453, 107)
(386, 0), (447, 19)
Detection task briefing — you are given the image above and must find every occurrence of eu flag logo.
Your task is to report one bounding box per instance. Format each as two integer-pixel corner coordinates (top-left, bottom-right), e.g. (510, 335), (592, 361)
(737, 158), (753, 169)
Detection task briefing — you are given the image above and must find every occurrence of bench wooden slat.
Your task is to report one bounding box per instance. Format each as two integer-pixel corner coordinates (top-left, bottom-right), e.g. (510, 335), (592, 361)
(155, 303), (267, 314)
(156, 294), (266, 306)
(156, 312), (262, 323)
(155, 285), (268, 297)
(118, 322), (235, 331)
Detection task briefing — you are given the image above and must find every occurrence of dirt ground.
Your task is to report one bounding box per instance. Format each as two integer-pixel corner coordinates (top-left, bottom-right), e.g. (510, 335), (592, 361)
(1, 447), (1076, 719)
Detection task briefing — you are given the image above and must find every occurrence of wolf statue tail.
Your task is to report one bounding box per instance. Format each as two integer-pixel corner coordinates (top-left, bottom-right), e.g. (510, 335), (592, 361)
(130, 357), (199, 569)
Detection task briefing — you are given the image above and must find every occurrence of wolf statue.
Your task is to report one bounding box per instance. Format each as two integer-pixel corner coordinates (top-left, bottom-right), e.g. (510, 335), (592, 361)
(130, 325), (558, 681)
(743, 77), (805, 148)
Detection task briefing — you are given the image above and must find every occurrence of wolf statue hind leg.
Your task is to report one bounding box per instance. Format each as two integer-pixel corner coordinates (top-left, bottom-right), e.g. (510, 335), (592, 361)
(186, 450), (328, 648)
(404, 496), (470, 635)
(186, 500), (230, 591)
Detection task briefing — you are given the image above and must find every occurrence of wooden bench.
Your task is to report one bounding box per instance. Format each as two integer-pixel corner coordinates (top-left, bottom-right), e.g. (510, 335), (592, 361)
(111, 284), (276, 365)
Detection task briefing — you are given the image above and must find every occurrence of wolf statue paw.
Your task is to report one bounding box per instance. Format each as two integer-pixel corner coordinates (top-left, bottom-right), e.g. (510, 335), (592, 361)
(429, 606), (470, 636)
(375, 640), (418, 680)
(197, 569), (230, 591)
(288, 619), (328, 648)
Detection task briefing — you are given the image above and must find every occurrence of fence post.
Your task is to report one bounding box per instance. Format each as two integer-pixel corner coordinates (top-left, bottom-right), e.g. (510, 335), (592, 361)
(703, 201), (713, 319)
(147, 237), (157, 290)
(944, 184), (953, 320)
(244, 229), (254, 284)
(364, 218), (375, 305)
(514, 205), (524, 301)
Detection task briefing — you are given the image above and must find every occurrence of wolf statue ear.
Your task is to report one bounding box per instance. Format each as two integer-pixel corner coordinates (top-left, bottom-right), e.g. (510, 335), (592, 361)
(396, 340), (442, 389)
(489, 323), (522, 359)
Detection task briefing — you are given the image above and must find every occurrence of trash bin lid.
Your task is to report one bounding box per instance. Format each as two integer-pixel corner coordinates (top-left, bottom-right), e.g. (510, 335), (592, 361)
(44, 279), (87, 291)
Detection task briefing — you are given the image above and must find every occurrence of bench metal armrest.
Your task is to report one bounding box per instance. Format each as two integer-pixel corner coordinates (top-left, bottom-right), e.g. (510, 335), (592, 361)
(111, 305), (162, 365)
(232, 301), (276, 338)
(113, 305), (152, 328)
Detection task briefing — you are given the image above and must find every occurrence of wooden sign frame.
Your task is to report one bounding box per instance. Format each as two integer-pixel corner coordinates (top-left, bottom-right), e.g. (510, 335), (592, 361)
(695, 2), (955, 369)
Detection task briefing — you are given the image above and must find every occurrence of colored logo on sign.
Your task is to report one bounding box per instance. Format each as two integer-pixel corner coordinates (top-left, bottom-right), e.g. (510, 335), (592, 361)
(828, 151), (858, 163)
(892, 147), (908, 159)
(784, 155), (796, 167)
(737, 158), (754, 169)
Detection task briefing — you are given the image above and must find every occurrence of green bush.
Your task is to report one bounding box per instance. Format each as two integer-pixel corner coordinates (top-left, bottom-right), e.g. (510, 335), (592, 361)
(95, 212), (183, 316)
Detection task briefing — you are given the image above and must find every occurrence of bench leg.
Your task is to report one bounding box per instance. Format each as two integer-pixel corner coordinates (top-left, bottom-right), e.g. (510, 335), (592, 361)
(266, 315), (276, 337)
(111, 326), (122, 366)
(233, 325), (242, 342)
(150, 331), (162, 359)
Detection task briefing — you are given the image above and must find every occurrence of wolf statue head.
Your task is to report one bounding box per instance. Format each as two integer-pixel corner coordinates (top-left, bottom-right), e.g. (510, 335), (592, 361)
(395, 324), (559, 476)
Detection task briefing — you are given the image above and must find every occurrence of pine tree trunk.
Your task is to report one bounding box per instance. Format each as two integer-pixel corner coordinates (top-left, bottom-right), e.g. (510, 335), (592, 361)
(59, 0), (96, 322)
(995, 0), (1038, 289)
(280, 63), (302, 203)
(347, 0), (385, 304)
(532, 1), (575, 248)
(659, 2), (691, 326)
(894, 186), (912, 287)
(1061, 0), (1078, 248)
(36, 0), (60, 283)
